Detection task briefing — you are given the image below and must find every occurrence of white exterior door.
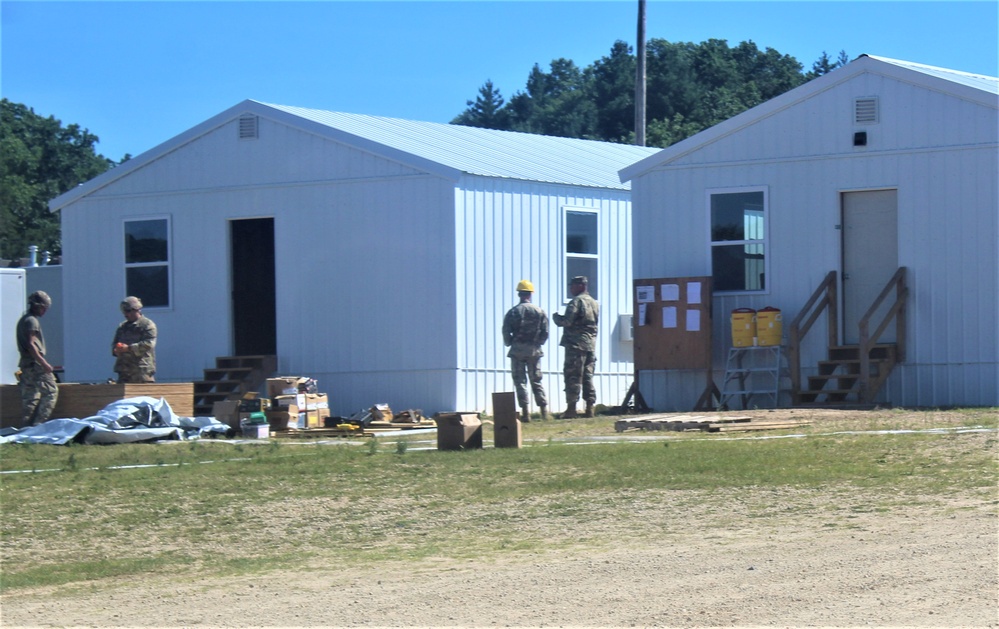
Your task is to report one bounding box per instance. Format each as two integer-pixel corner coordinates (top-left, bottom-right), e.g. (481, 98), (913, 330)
(841, 189), (898, 344)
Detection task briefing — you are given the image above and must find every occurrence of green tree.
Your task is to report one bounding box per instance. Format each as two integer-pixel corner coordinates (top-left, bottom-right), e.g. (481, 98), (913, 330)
(453, 39), (837, 149)
(507, 59), (597, 138)
(807, 50), (851, 79)
(590, 40), (638, 143)
(451, 80), (510, 129)
(1, 99), (114, 259)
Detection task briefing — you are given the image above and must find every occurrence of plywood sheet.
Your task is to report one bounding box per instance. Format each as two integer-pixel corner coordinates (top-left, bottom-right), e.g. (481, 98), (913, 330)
(633, 277), (713, 371)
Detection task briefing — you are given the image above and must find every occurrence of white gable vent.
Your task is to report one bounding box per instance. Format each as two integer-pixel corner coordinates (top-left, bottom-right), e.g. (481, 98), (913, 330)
(238, 114), (259, 139)
(854, 97), (878, 124)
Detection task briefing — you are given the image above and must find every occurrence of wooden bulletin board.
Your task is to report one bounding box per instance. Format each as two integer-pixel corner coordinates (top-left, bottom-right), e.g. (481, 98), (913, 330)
(633, 276), (713, 371)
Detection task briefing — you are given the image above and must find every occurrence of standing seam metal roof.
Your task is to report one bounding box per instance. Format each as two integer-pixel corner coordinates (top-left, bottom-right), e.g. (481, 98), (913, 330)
(864, 55), (999, 95)
(259, 102), (661, 190)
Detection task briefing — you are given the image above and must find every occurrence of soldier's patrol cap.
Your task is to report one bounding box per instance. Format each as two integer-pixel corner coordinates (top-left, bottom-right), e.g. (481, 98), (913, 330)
(121, 296), (143, 312)
(570, 276), (588, 285)
(28, 291), (52, 307)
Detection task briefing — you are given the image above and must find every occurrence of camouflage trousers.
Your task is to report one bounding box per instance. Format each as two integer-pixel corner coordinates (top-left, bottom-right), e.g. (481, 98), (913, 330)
(562, 348), (596, 405)
(19, 364), (59, 427)
(510, 356), (547, 409)
(116, 370), (155, 384)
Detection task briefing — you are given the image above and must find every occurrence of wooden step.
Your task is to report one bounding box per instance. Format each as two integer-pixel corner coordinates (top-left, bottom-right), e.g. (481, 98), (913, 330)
(193, 354), (277, 416)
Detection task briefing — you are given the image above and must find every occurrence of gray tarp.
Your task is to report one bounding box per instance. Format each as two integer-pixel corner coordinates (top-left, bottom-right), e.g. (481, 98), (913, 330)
(0, 396), (230, 445)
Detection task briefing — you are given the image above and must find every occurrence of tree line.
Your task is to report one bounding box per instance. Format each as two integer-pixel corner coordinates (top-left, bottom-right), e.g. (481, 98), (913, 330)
(1, 99), (123, 260)
(452, 39), (848, 146)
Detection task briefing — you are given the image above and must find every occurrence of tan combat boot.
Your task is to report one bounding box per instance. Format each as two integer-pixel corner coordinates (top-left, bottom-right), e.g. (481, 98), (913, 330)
(520, 406), (531, 423)
(561, 406), (578, 419)
(584, 403), (595, 418)
(539, 405), (548, 420)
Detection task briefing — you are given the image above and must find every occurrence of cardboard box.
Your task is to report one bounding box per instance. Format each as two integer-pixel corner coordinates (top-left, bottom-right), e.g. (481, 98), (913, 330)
(436, 413), (483, 451)
(300, 393), (329, 411)
(492, 392), (521, 449)
(273, 393), (328, 412)
(266, 377), (313, 398)
(370, 403), (392, 421)
(273, 395), (299, 413)
(267, 409), (321, 429)
(212, 400), (241, 431)
(266, 410), (292, 431)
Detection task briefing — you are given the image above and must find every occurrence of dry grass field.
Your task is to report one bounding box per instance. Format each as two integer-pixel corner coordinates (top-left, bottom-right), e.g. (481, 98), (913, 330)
(1, 407), (996, 628)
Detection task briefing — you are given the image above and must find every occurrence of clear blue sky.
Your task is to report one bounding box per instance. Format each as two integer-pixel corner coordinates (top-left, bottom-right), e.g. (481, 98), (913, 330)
(2, 1), (997, 161)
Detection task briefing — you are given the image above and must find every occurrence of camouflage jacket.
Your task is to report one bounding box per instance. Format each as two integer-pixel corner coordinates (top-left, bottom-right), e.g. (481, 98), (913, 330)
(112, 316), (157, 379)
(553, 292), (599, 352)
(502, 302), (549, 359)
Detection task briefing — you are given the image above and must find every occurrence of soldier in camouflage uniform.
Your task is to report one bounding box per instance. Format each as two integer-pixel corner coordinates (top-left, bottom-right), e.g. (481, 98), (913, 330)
(552, 276), (599, 418)
(502, 280), (549, 421)
(17, 291), (58, 427)
(112, 296), (157, 383)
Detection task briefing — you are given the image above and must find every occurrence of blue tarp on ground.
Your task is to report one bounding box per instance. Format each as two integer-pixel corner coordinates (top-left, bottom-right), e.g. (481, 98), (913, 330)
(0, 396), (230, 445)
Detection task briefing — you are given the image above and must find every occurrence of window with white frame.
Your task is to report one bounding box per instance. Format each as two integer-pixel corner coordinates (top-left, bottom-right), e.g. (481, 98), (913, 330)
(709, 188), (767, 292)
(564, 207), (598, 300)
(124, 218), (170, 307)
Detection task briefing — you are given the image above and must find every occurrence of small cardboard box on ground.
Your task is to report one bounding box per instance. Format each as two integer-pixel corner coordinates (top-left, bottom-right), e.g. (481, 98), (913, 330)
(266, 377), (314, 398)
(491, 392), (522, 448)
(266, 408), (323, 430)
(266, 410), (292, 431)
(436, 412), (483, 450)
(212, 400), (241, 431)
(273, 393), (327, 411)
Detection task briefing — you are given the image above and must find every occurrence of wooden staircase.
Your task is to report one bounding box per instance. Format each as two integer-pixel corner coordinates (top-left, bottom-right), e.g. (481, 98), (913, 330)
(193, 355), (277, 416)
(788, 268), (908, 407)
(795, 344), (897, 406)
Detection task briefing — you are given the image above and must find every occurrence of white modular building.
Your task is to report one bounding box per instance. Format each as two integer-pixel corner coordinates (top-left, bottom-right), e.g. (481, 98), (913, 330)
(621, 55), (998, 409)
(49, 100), (659, 416)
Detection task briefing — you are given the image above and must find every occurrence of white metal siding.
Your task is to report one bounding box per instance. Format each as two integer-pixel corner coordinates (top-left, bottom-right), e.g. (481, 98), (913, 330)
(61, 117), (459, 416)
(632, 72), (998, 409)
(58, 112), (646, 417)
(668, 73), (997, 168)
(455, 176), (635, 413)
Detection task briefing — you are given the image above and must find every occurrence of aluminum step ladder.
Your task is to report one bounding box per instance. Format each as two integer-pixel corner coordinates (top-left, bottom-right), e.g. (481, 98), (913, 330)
(718, 345), (789, 410)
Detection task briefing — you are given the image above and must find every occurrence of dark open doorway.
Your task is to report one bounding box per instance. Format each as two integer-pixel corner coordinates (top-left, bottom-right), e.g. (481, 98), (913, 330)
(230, 218), (276, 356)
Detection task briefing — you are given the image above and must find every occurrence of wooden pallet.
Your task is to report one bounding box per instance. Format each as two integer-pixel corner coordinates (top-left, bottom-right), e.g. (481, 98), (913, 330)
(271, 421), (437, 439)
(1, 382), (194, 427)
(614, 414), (810, 433)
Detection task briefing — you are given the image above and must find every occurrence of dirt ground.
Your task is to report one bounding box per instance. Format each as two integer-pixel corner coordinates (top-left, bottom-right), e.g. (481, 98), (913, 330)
(2, 410), (997, 628)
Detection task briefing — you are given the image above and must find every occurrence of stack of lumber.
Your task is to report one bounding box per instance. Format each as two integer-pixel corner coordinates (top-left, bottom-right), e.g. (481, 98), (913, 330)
(614, 414), (811, 433)
(272, 419), (437, 439)
(1, 382), (194, 427)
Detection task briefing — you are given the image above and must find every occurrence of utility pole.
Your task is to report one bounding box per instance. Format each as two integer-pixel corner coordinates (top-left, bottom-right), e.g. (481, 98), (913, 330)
(634, 0), (647, 146)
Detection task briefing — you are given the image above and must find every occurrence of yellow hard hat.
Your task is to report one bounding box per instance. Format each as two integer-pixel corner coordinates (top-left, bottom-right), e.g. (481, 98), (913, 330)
(516, 279), (534, 292)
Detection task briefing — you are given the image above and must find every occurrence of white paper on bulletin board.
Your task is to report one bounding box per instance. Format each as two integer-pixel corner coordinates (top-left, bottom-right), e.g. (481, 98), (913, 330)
(687, 282), (702, 304)
(662, 306), (677, 328)
(636, 285), (655, 303)
(637, 303), (647, 326)
(686, 309), (701, 331)
(661, 284), (680, 302)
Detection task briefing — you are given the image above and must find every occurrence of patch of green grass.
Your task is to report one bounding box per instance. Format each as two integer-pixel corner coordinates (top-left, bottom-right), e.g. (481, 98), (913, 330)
(1, 409), (995, 592)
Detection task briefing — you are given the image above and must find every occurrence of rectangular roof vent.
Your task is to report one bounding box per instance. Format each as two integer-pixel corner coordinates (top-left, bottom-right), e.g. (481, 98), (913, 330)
(239, 114), (259, 139)
(854, 97), (878, 124)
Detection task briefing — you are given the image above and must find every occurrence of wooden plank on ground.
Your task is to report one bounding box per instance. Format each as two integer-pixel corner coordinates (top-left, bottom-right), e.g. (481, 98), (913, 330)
(708, 420), (811, 432)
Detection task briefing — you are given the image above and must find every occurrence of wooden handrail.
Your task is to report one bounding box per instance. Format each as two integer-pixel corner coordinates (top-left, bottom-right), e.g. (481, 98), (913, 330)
(858, 267), (908, 402)
(788, 271), (838, 398)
